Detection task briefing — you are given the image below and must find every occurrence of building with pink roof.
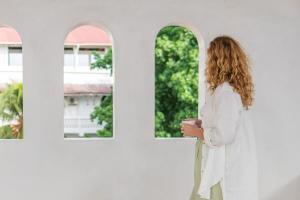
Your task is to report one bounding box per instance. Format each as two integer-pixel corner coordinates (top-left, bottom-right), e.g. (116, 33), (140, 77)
(0, 25), (113, 137)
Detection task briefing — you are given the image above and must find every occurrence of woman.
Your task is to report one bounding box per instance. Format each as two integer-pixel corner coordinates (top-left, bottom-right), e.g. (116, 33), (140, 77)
(181, 36), (258, 200)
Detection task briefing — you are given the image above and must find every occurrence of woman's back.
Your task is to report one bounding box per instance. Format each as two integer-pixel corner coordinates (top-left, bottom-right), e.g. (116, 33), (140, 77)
(198, 81), (258, 200)
(188, 35), (257, 200)
(224, 95), (258, 199)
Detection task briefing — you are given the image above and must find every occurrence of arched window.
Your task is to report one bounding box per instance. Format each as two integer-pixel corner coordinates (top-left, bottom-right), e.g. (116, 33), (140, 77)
(63, 25), (113, 139)
(155, 25), (200, 138)
(0, 26), (23, 139)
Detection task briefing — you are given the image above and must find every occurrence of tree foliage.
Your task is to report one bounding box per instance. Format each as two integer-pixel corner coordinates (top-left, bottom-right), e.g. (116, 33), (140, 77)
(155, 26), (199, 137)
(90, 48), (113, 137)
(0, 81), (23, 139)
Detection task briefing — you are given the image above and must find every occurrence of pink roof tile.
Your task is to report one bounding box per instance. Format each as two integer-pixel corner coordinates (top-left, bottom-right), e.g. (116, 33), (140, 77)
(0, 27), (22, 44)
(64, 83), (112, 96)
(0, 83), (112, 96)
(65, 25), (112, 45)
(0, 25), (112, 45)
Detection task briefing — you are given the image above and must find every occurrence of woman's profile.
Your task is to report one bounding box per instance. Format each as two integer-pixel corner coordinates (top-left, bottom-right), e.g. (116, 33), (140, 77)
(181, 36), (258, 200)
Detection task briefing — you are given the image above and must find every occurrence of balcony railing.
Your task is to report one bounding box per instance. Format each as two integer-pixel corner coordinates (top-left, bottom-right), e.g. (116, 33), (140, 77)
(64, 117), (104, 137)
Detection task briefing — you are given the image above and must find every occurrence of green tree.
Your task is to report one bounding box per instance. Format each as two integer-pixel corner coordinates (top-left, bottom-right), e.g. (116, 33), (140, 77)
(90, 48), (113, 137)
(155, 26), (199, 137)
(0, 81), (23, 139)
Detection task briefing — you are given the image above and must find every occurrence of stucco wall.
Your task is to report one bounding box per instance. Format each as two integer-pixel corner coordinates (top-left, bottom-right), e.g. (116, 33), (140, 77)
(0, 0), (299, 199)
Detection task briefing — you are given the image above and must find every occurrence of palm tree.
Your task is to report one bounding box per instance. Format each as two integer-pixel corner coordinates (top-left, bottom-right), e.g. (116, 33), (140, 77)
(0, 81), (23, 139)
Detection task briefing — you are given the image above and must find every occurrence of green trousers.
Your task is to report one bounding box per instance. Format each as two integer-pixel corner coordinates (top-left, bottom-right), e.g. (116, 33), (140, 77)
(189, 139), (223, 200)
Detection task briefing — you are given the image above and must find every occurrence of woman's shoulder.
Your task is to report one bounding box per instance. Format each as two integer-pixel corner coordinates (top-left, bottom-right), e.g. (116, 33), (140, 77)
(214, 82), (243, 108)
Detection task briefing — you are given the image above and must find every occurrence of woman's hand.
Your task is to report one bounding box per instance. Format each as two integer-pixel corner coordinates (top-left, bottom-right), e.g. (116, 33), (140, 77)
(181, 123), (204, 140)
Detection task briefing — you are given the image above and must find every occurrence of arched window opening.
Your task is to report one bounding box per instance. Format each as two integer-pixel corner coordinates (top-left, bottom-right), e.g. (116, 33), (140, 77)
(63, 25), (113, 139)
(0, 26), (23, 139)
(155, 25), (199, 138)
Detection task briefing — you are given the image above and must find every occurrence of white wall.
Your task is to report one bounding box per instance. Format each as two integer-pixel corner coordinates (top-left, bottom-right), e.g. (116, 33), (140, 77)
(0, 0), (299, 200)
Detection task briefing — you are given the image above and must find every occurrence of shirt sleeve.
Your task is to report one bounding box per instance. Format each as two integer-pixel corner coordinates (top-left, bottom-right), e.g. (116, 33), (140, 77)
(203, 90), (241, 148)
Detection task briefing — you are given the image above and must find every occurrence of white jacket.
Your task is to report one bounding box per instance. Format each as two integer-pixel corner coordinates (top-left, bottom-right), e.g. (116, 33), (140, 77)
(196, 82), (258, 200)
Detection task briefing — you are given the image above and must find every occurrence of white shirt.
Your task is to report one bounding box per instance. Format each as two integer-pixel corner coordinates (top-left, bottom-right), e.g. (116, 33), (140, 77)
(196, 82), (258, 200)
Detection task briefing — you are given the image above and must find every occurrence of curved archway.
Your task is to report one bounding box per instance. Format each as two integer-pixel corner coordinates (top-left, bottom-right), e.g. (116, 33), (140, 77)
(154, 24), (205, 138)
(0, 26), (23, 139)
(63, 24), (114, 139)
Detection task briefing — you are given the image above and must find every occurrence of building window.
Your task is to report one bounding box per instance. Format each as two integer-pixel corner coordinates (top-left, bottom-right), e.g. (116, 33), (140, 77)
(64, 48), (107, 68)
(78, 50), (90, 67)
(8, 47), (22, 66)
(64, 49), (75, 67)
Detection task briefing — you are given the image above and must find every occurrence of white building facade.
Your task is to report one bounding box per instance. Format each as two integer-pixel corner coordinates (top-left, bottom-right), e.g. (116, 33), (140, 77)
(0, 25), (113, 137)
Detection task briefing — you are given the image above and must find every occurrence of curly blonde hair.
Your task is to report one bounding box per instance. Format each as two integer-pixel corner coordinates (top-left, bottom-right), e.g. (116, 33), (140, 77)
(205, 35), (254, 109)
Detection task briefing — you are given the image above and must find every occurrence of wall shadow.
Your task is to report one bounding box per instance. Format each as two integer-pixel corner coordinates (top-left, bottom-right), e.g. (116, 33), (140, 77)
(264, 176), (300, 200)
